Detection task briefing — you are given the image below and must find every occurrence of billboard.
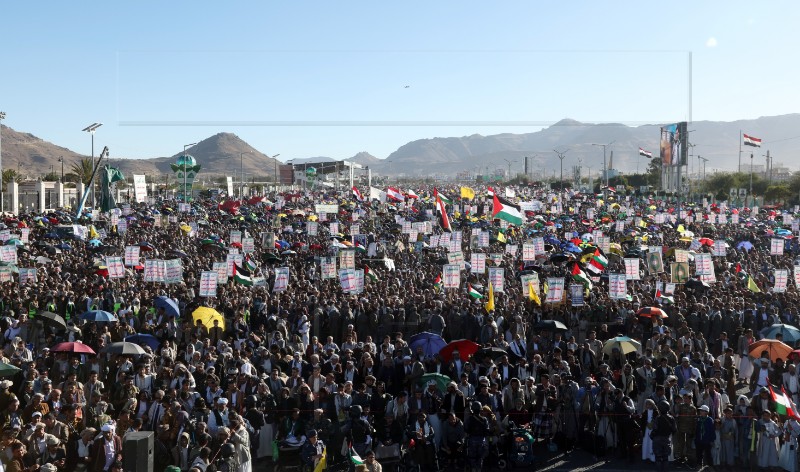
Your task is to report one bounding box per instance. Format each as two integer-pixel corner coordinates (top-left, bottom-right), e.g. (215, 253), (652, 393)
(660, 122), (688, 166)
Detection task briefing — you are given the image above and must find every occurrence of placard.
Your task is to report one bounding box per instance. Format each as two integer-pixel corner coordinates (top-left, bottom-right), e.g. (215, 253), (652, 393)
(273, 267), (289, 292)
(354, 269), (364, 294)
(19, 268), (37, 285)
(213, 262), (229, 284)
(521, 273), (540, 298)
(144, 260), (166, 283)
(545, 278), (564, 304)
(695, 253), (713, 275)
(532, 237), (545, 255)
(570, 284), (585, 306)
(165, 259), (183, 284)
(19, 228), (29, 244)
(488, 267), (504, 293)
(226, 253), (243, 277)
(478, 231), (490, 248)
(133, 174), (148, 203)
(339, 268), (356, 293)
(597, 236), (611, 253)
(646, 251), (664, 274)
(229, 231), (242, 245)
(200, 271), (218, 297)
(671, 262), (690, 284)
(117, 219), (128, 234)
(242, 237), (255, 254)
(447, 251), (464, 269)
(674, 249), (688, 263)
(506, 244), (518, 256)
(0, 246), (16, 264)
(712, 240), (727, 257)
(0, 268), (12, 283)
(470, 253), (486, 274)
(771, 238), (785, 256)
(315, 204), (339, 214)
(774, 269), (789, 293)
(106, 257), (125, 279)
(339, 249), (356, 269)
(321, 257), (337, 279)
(443, 264), (461, 288)
(522, 243), (536, 261)
(794, 266), (800, 288)
(624, 258), (640, 280)
(351, 224), (360, 236)
(329, 222), (340, 235)
(609, 274), (628, 299)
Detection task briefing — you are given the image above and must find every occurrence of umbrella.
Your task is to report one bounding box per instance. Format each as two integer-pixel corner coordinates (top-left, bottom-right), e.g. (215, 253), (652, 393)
(533, 320), (569, 332)
(154, 295), (180, 318)
(51, 342), (96, 355)
(79, 310), (117, 322)
(0, 362), (21, 377)
(56, 243), (72, 251)
(88, 239), (102, 247)
(5, 239), (23, 247)
(749, 339), (793, 363)
(408, 332), (447, 359)
(636, 307), (668, 319)
(475, 347), (508, 361)
(418, 373), (452, 392)
(192, 307), (225, 330)
(602, 336), (642, 356)
(35, 256), (52, 265)
(439, 339), (480, 362)
(124, 334), (161, 351)
(105, 342), (147, 356)
(760, 324), (800, 344)
(36, 311), (66, 330)
(736, 241), (754, 252)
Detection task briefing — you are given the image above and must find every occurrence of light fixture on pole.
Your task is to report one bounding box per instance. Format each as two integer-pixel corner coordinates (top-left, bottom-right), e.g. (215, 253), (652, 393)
(698, 156), (708, 183)
(240, 152), (251, 199)
(271, 154), (281, 189)
(182, 143), (196, 202)
(554, 148), (569, 197)
(81, 123), (102, 208)
(591, 141), (614, 199)
(57, 156), (64, 181)
(0, 111), (5, 213)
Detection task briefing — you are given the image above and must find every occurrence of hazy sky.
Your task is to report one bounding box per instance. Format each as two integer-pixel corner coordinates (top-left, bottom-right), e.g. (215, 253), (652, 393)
(1, 1), (797, 162)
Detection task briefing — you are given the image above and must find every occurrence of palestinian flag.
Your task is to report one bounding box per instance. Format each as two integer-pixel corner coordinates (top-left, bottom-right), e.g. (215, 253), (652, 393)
(233, 265), (253, 286)
(364, 265), (378, 282)
(571, 263), (593, 290)
(436, 193), (451, 232)
(639, 147), (653, 158)
(744, 134), (762, 147)
(434, 188), (453, 205)
(386, 187), (404, 202)
(433, 274), (443, 292)
(492, 194), (524, 226)
(770, 384), (800, 420)
(589, 249), (608, 273)
(655, 288), (674, 305)
(352, 186), (364, 202)
(468, 284), (483, 299)
(245, 255), (258, 273)
(348, 445), (364, 466)
(354, 242), (367, 253)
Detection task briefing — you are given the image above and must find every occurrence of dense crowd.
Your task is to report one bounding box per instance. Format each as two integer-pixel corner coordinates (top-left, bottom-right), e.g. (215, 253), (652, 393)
(0, 183), (798, 472)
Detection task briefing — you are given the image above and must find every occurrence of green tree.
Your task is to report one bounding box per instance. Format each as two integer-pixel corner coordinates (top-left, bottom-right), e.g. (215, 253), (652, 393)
(69, 158), (94, 185)
(2, 169), (24, 185)
(764, 185), (792, 204)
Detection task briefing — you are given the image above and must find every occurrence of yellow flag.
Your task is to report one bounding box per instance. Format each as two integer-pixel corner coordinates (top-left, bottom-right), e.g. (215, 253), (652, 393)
(677, 224), (685, 233)
(314, 447), (327, 472)
(543, 280), (549, 302)
(460, 186), (476, 200)
(496, 232), (507, 243)
(485, 281), (495, 312)
(89, 225), (99, 239)
(747, 275), (761, 293)
(528, 281), (541, 306)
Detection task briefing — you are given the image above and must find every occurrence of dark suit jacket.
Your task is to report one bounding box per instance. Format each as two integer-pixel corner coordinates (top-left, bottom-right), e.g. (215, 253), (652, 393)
(91, 435), (122, 472)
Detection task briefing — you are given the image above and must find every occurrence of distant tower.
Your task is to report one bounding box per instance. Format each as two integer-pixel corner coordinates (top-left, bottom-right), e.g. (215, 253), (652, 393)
(170, 154), (201, 201)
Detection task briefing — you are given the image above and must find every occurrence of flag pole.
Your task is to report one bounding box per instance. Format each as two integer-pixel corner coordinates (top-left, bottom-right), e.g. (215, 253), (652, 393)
(738, 130), (742, 173)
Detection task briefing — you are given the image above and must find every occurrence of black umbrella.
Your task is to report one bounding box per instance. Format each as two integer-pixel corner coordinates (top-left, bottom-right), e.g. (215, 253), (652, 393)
(475, 347), (508, 361)
(533, 320), (569, 332)
(36, 311), (67, 330)
(104, 342), (147, 356)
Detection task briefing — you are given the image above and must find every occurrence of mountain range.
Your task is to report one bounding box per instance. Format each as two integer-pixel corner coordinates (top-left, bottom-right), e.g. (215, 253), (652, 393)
(2, 114), (799, 180)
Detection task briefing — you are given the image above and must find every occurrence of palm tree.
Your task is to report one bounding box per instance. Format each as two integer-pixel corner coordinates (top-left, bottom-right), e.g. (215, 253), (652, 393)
(1, 169), (24, 185)
(69, 158), (94, 185)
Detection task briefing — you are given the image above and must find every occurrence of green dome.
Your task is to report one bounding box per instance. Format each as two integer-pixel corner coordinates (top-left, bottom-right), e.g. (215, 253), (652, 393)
(176, 154), (197, 167)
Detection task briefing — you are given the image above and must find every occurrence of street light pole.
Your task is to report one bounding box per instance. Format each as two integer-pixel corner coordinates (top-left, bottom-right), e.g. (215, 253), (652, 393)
(270, 154), (281, 191)
(749, 152), (754, 207)
(82, 123), (102, 209)
(58, 156), (64, 181)
(591, 141), (614, 199)
(0, 111), (5, 213)
(240, 152), (251, 199)
(554, 149), (568, 198)
(183, 143), (196, 202)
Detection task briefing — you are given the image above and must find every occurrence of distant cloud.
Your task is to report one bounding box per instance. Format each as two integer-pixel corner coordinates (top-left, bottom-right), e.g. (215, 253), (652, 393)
(706, 37), (718, 48)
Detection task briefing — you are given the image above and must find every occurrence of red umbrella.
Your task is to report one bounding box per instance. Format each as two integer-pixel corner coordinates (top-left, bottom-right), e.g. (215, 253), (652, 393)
(636, 307), (668, 318)
(698, 238), (714, 247)
(230, 242), (243, 249)
(219, 201), (241, 214)
(51, 342), (96, 355)
(439, 339), (480, 362)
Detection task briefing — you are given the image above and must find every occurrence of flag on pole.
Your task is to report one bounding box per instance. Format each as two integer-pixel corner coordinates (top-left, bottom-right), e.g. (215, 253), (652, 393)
(352, 186), (364, 202)
(405, 189), (419, 199)
(364, 265), (378, 282)
(386, 187), (404, 202)
(348, 445), (364, 465)
(233, 265), (253, 286)
(434, 188), (453, 205)
(528, 281), (541, 306)
(467, 284), (483, 299)
(743, 134), (762, 147)
(460, 186), (476, 200)
(491, 194), (524, 226)
(589, 249), (608, 273)
(655, 288), (674, 305)
(244, 255), (258, 273)
(770, 384), (800, 420)
(485, 281), (495, 312)
(487, 186), (495, 198)
(639, 148), (653, 158)
(747, 275), (761, 293)
(435, 192), (451, 232)
(433, 274), (443, 293)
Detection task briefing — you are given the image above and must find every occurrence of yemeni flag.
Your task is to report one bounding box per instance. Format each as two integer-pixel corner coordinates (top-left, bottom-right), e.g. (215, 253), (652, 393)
(744, 134), (762, 147)
(770, 384), (800, 420)
(639, 147), (653, 158)
(433, 274), (443, 292)
(591, 249), (608, 271)
(348, 444), (364, 466)
(386, 187), (404, 202)
(405, 189), (419, 199)
(434, 188), (453, 205)
(352, 186), (364, 202)
(492, 194), (524, 226)
(487, 186), (495, 198)
(468, 284), (484, 299)
(436, 193), (452, 232)
(233, 265), (253, 286)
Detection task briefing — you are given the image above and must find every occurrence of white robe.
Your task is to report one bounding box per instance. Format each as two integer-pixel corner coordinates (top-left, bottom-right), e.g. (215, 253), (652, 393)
(641, 409), (655, 461)
(758, 420), (780, 468)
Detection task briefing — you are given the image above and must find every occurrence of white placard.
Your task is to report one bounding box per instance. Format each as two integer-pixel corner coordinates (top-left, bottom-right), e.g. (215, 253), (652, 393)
(321, 257), (337, 279)
(712, 240), (727, 257)
(470, 253), (486, 274)
(771, 238), (785, 256)
(488, 267), (504, 293)
(0, 246), (17, 264)
(124, 245), (140, 267)
(609, 273), (628, 299)
(200, 271), (218, 297)
(521, 273), (540, 298)
(506, 244), (518, 256)
(478, 231), (490, 248)
(226, 253), (243, 277)
(339, 249), (355, 269)
(339, 268), (356, 293)
(624, 258), (640, 280)
(532, 237), (545, 254)
(165, 259), (183, 284)
(213, 262), (229, 284)
(545, 278), (564, 303)
(106, 257), (125, 279)
(775, 269), (789, 293)
(133, 174), (148, 203)
(443, 264), (461, 288)
(695, 253), (713, 275)
(447, 251), (464, 269)
(522, 243), (536, 261)
(242, 237), (255, 253)
(144, 260), (166, 283)
(19, 268), (37, 285)
(273, 267), (289, 292)
(229, 231), (242, 245)
(307, 221), (318, 236)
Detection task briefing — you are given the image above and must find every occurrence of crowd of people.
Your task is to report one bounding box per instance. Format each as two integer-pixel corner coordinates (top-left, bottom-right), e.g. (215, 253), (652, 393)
(0, 182), (798, 472)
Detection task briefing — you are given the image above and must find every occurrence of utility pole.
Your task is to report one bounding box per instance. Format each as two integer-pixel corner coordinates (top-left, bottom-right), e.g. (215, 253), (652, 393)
(0, 111), (5, 213)
(553, 149), (568, 198)
(749, 152), (754, 207)
(81, 123), (102, 208)
(503, 159), (513, 180)
(591, 141), (614, 199)
(240, 151), (251, 199)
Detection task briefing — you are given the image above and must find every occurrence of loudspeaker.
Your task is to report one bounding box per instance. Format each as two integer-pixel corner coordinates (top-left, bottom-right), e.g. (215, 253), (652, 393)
(123, 431), (154, 472)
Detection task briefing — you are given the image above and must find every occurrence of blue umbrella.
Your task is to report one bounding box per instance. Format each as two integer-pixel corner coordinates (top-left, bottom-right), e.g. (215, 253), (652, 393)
(408, 332), (447, 358)
(79, 310), (117, 322)
(88, 239), (102, 247)
(124, 334), (161, 351)
(736, 241), (754, 251)
(760, 324), (800, 344)
(153, 295), (180, 318)
(56, 243), (72, 251)
(43, 232), (61, 240)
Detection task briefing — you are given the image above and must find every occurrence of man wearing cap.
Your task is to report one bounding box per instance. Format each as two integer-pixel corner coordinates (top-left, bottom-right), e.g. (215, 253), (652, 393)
(673, 391), (696, 463)
(0, 379), (16, 412)
(300, 429), (324, 471)
(91, 423), (122, 472)
(0, 395), (23, 431)
(208, 397), (230, 436)
(750, 357), (773, 393)
(41, 435), (65, 470)
(694, 404), (716, 469)
(22, 394), (49, 424)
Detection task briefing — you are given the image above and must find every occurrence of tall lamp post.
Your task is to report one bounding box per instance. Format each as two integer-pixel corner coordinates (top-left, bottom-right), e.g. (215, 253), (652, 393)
(271, 154), (281, 190)
(57, 156), (64, 181)
(0, 111), (5, 213)
(591, 141), (614, 199)
(183, 143), (196, 202)
(240, 152), (251, 199)
(698, 156), (708, 183)
(81, 123), (102, 208)
(554, 148), (569, 198)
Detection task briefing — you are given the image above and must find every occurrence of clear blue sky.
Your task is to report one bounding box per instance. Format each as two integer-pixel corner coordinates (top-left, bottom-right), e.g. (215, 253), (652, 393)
(1, 1), (797, 162)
